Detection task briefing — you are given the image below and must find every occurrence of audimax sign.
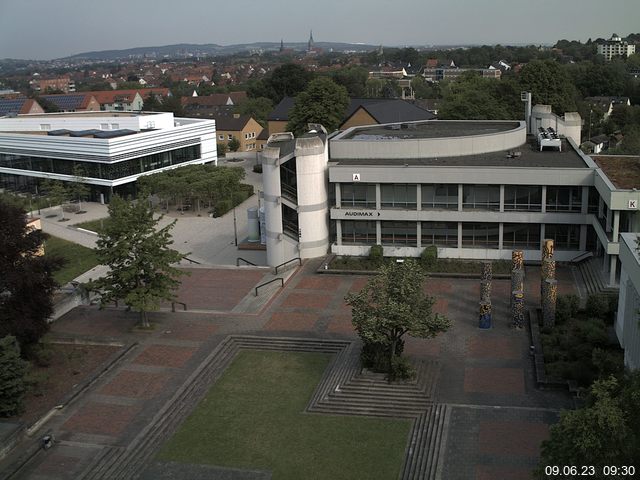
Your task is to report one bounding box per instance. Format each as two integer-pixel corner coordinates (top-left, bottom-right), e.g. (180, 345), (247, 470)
(342, 211), (381, 217)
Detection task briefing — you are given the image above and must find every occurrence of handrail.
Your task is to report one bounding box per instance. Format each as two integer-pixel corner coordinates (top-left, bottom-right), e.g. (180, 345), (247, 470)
(255, 277), (284, 296)
(183, 256), (201, 265)
(274, 257), (302, 275)
(171, 301), (187, 312)
(570, 251), (593, 264)
(236, 257), (257, 267)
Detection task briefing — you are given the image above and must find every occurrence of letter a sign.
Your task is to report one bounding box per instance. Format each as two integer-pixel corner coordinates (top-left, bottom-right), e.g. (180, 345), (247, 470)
(352, 173), (361, 182)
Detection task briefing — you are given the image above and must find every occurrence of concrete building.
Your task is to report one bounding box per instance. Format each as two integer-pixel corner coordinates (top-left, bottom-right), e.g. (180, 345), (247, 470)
(616, 233), (640, 370)
(0, 111), (216, 201)
(597, 33), (636, 61)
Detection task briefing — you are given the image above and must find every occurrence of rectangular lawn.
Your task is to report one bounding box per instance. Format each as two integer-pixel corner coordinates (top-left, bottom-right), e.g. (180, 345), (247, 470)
(158, 350), (411, 480)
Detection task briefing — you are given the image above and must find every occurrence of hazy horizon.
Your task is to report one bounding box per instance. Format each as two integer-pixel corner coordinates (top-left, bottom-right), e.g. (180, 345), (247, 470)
(1, 0), (639, 60)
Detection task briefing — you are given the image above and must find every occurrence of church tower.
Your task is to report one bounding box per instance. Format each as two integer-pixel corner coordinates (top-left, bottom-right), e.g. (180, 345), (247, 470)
(307, 30), (314, 53)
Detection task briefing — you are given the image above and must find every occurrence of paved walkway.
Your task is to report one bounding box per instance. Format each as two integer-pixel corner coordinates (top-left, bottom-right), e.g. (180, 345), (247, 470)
(2, 259), (577, 480)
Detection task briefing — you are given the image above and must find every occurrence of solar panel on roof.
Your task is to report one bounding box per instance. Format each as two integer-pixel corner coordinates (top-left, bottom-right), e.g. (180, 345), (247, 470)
(0, 99), (26, 115)
(41, 95), (85, 111)
(93, 129), (137, 139)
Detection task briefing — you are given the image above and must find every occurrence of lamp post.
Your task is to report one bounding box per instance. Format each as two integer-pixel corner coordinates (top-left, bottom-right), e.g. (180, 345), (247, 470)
(233, 206), (238, 246)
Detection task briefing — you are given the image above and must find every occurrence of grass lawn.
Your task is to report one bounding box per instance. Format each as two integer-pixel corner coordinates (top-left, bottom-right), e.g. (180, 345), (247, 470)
(75, 218), (110, 235)
(158, 350), (411, 480)
(44, 235), (99, 285)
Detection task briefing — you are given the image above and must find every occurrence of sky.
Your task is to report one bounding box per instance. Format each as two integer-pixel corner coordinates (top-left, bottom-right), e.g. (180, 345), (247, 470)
(0, 0), (639, 60)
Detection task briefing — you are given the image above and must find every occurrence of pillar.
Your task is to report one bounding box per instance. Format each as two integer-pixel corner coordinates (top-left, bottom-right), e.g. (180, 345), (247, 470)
(512, 290), (525, 329)
(542, 279), (557, 328)
(512, 250), (524, 271)
(479, 301), (492, 329)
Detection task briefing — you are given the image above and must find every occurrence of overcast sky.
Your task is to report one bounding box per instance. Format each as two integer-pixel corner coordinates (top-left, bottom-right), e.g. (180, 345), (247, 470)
(0, 0), (639, 60)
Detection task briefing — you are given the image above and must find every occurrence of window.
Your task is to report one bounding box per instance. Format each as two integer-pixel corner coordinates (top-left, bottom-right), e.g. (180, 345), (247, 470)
(40, 124), (51, 131)
(342, 220), (376, 245)
(110, 123), (119, 130)
(503, 223), (540, 249)
(463, 185), (500, 211)
(341, 183), (376, 208)
(421, 222), (458, 247)
(381, 221), (417, 246)
(545, 224), (580, 250)
(100, 123), (108, 130)
(218, 135), (224, 140)
(504, 186), (542, 211)
(461, 223), (499, 249)
(228, 134), (233, 140)
(422, 184), (458, 210)
(381, 184), (417, 209)
(546, 186), (582, 212)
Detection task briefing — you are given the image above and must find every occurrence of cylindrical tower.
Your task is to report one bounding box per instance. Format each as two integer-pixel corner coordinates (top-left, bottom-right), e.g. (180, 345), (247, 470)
(261, 135), (289, 267)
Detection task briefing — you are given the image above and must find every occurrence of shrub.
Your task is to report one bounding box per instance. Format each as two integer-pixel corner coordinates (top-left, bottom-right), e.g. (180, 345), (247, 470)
(592, 348), (624, 379)
(389, 355), (415, 382)
(368, 244), (384, 266)
(420, 245), (438, 269)
(217, 142), (227, 157)
(25, 343), (54, 367)
(575, 317), (608, 345)
(252, 164), (263, 173)
(0, 336), (28, 417)
(231, 191), (246, 206)
(586, 294), (610, 320)
(214, 199), (232, 217)
(556, 294), (580, 324)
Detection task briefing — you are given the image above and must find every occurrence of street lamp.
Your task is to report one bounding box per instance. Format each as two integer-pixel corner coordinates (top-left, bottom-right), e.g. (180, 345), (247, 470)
(233, 206), (238, 246)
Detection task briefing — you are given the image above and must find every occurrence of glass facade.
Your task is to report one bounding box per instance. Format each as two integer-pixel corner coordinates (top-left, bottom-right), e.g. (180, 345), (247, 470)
(504, 186), (542, 211)
(282, 204), (299, 240)
(381, 184), (417, 209)
(462, 223), (500, 248)
(341, 183), (376, 208)
(545, 224), (580, 250)
(0, 145), (201, 181)
(503, 223), (541, 249)
(381, 221), (417, 246)
(279, 158), (297, 202)
(546, 186), (582, 212)
(463, 185), (500, 211)
(421, 222), (458, 247)
(341, 220), (376, 245)
(422, 184), (458, 210)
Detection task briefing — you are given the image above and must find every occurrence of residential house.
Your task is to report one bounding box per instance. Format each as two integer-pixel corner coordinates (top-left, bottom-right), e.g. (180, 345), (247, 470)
(597, 34), (636, 61)
(182, 92), (248, 118)
(39, 93), (101, 112)
(215, 114), (263, 152)
(32, 77), (75, 93)
(0, 98), (44, 116)
(585, 96), (631, 120)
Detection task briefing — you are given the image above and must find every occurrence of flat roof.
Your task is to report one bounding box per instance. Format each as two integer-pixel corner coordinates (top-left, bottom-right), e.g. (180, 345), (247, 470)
(341, 120), (520, 141)
(13, 111), (157, 119)
(593, 155), (640, 189)
(332, 137), (588, 169)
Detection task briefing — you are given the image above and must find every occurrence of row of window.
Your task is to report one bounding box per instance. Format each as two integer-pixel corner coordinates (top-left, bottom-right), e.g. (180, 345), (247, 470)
(340, 221), (581, 250)
(340, 183), (597, 213)
(0, 145), (201, 180)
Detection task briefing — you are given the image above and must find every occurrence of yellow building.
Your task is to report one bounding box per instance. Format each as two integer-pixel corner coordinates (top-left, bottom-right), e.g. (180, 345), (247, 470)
(215, 114), (263, 152)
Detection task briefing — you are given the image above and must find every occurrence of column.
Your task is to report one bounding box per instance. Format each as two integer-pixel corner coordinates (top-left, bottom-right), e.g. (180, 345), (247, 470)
(541, 185), (547, 213)
(542, 279), (557, 328)
(375, 183), (381, 210)
(336, 220), (342, 246)
(581, 186), (589, 214)
(579, 224), (587, 251)
(335, 183), (341, 208)
(416, 184), (421, 211)
(499, 185), (505, 213)
(498, 223), (504, 251)
(613, 211), (620, 241)
(458, 184), (463, 212)
(416, 222), (422, 249)
(376, 220), (381, 245)
(457, 222), (463, 249)
(609, 255), (617, 287)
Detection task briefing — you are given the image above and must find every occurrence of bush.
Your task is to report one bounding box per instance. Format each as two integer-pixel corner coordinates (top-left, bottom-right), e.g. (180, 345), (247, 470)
(556, 294), (580, 324)
(25, 343), (54, 367)
(389, 355), (416, 382)
(592, 348), (624, 379)
(231, 191), (246, 206)
(586, 294), (610, 320)
(253, 164), (263, 173)
(217, 142), (228, 157)
(575, 317), (608, 346)
(420, 245), (438, 269)
(368, 244), (384, 266)
(214, 199), (232, 217)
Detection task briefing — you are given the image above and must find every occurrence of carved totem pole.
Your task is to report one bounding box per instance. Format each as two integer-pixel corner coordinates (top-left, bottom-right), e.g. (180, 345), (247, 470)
(511, 250), (525, 329)
(541, 239), (557, 327)
(479, 261), (492, 329)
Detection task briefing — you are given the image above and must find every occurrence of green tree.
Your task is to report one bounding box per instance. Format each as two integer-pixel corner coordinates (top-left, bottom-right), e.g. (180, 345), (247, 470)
(68, 165), (90, 212)
(89, 194), (186, 327)
(344, 259), (450, 380)
(217, 142), (228, 157)
(0, 200), (64, 348)
(518, 59), (578, 113)
(249, 63), (314, 103)
(286, 77), (349, 134)
(0, 336), (28, 417)
(142, 92), (162, 111)
(227, 137), (241, 152)
(235, 96), (273, 128)
(330, 66), (369, 97)
(42, 179), (70, 220)
(535, 372), (640, 478)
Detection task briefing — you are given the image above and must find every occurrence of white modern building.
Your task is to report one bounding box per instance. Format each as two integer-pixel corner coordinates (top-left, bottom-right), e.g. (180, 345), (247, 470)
(597, 33), (636, 61)
(0, 111), (217, 201)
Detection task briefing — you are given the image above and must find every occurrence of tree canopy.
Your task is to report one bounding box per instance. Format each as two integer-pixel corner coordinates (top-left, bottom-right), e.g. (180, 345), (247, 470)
(89, 194), (186, 327)
(345, 259), (450, 379)
(0, 200), (64, 348)
(535, 372), (640, 477)
(286, 77), (349, 134)
(518, 59), (578, 113)
(248, 63), (314, 104)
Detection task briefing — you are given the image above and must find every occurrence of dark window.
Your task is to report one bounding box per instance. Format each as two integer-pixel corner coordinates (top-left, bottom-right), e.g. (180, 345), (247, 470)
(381, 221), (417, 246)
(421, 222), (458, 247)
(279, 158), (297, 202)
(461, 222), (500, 249)
(463, 185), (500, 211)
(546, 186), (582, 212)
(341, 220), (376, 245)
(381, 184), (417, 209)
(422, 184), (458, 210)
(503, 223), (541, 249)
(341, 183), (376, 208)
(282, 204), (299, 240)
(545, 224), (580, 250)
(504, 186), (542, 211)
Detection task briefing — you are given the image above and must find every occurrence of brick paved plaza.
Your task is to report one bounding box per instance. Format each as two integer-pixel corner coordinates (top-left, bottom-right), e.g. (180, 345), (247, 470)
(6, 261), (577, 480)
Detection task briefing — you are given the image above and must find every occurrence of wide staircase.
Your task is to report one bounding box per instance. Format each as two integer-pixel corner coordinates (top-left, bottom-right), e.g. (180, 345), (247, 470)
(577, 257), (619, 296)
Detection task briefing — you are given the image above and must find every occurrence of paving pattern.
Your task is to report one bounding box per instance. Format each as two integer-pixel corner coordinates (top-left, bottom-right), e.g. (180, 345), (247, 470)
(5, 260), (578, 480)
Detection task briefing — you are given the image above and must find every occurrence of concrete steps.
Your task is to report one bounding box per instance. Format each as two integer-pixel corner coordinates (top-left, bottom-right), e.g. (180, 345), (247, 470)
(578, 258), (618, 296)
(401, 404), (450, 480)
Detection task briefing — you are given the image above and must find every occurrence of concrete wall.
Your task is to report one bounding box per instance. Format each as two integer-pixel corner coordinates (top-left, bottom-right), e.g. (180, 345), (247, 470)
(0, 111), (175, 132)
(616, 233), (640, 370)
